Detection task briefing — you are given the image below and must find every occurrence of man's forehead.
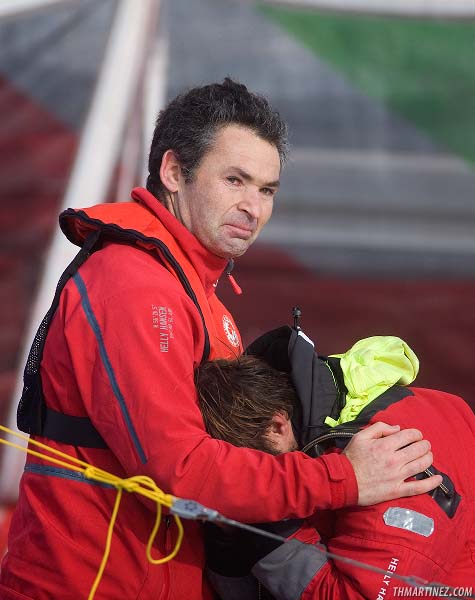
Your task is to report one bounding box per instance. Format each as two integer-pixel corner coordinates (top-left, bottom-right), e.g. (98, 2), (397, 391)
(212, 123), (276, 148)
(207, 124), (281, 175)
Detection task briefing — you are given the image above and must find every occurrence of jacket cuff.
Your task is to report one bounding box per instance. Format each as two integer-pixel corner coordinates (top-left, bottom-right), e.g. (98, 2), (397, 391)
(319, 452), (358, 509)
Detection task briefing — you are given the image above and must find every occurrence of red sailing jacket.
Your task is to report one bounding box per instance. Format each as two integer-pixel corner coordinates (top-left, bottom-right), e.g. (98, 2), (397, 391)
(0, 188), (357, 600)
(251, 388), (475, 599)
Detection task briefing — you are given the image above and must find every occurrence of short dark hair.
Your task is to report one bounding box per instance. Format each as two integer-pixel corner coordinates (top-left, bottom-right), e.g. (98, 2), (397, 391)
(146, 77), (288, 201)
(195, 355), (296, 454)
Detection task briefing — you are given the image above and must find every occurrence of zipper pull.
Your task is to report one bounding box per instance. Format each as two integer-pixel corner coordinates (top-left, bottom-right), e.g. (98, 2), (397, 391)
(225, 259), (242, 295)
(292, 306), (302, 330)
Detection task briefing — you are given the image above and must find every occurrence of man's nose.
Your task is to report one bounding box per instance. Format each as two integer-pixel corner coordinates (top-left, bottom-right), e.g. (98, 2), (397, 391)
(237, 187), (261, 220)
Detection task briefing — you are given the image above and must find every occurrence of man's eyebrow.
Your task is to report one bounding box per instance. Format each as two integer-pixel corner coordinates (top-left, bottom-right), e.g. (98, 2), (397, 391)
(231, 166), (280, 188)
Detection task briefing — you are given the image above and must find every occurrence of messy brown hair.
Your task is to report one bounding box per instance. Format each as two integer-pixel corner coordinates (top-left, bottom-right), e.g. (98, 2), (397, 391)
(147, 77), (288, 203)
(195, 355), (296, 454)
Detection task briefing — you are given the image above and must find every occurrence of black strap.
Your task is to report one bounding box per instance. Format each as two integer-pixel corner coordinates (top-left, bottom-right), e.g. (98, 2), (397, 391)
(42, 407), (107, 449)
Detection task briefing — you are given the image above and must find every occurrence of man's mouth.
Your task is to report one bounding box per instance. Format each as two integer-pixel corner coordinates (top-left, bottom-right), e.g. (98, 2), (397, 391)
(225, 223), (255, 239)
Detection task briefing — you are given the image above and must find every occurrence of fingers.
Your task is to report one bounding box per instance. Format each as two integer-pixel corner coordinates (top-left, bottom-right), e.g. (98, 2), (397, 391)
(376, 427), (425, 453)
(352, 421), (400, 440)
(357, 423), (427, 450)
(396, 440), (433, 478)
(398, 474), (443, 498)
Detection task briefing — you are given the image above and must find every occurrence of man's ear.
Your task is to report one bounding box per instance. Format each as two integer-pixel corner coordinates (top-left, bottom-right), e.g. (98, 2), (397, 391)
(159, 149), (181, 194)
(268, 412), (291, 436)
(265, 412), (297, 454)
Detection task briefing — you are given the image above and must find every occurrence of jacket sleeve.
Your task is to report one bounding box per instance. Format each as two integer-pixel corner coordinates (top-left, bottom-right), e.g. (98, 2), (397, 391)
(49, 245), (358, 523)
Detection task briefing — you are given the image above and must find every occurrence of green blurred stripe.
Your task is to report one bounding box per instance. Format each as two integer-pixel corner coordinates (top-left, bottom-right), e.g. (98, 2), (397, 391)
(259, 3), (475, 162)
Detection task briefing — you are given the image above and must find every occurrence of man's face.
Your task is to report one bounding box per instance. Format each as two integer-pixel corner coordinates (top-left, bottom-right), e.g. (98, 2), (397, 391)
(174, 124), (281, 259)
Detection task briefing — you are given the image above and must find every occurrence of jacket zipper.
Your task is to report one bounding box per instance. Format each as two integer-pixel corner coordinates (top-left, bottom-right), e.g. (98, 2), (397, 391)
(302, 430), (355, 454)
(423, 467), (451, 495)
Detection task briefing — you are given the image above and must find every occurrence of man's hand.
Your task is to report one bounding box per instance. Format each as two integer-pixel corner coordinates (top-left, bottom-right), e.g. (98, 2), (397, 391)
(343, 421), (443, 506)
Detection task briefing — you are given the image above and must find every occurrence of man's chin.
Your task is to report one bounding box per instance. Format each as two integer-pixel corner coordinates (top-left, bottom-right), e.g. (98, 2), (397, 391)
(214, 239), (254, 260)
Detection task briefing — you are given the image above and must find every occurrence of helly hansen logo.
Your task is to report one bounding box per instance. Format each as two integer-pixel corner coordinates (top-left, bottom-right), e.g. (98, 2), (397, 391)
(152, 305), (174, 352)
(222, 314), (239, 348)
(376, 557), (399, 599)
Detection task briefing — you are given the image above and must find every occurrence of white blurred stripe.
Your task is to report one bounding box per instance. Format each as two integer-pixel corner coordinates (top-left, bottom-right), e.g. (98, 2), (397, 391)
(290, 148), (472, 175)
(0, 0), (77, 20)
(261, 219), (475, 253)
(141, 33), (169, 187)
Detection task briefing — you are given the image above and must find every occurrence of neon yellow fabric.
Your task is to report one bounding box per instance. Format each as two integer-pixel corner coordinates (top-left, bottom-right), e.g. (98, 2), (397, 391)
(324, 336), (419, 427)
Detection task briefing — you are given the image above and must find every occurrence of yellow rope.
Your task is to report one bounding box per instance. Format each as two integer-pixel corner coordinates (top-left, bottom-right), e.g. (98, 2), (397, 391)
(0, 424), (184, 599)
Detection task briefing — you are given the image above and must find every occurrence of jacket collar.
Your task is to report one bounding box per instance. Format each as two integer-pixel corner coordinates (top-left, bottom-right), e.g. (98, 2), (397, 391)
(131, 187), (228, 296)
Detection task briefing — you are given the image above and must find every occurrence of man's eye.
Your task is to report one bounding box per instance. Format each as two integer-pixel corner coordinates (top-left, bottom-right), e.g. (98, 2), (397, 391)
(227, 176), (241, 185)
(261, 188), (275, 197)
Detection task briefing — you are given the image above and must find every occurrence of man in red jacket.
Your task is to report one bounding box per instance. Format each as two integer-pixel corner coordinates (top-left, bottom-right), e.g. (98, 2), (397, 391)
(196, 331), (475, 599)
(1, 79), (439, 599)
